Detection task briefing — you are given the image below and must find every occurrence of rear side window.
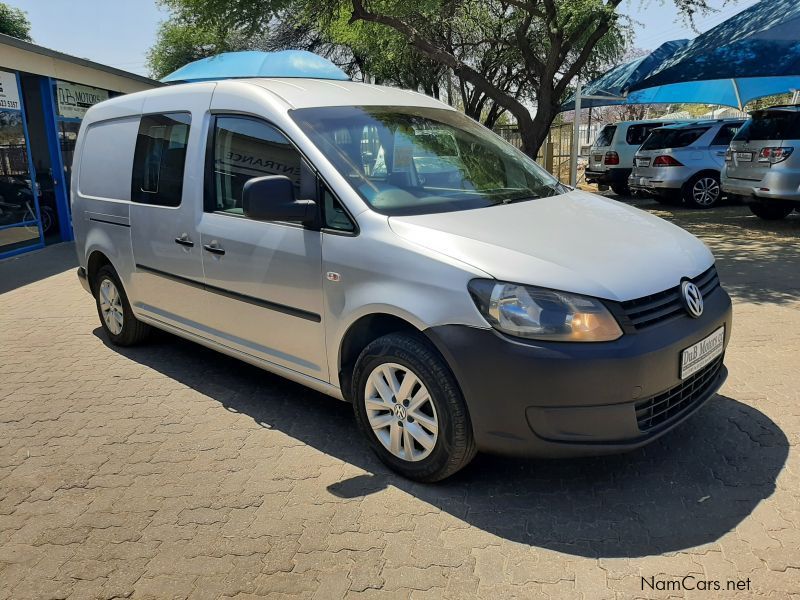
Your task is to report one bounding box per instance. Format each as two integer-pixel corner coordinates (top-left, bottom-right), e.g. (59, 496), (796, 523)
(710, 123), (742, 146)
(78, 117), (139, 200)
(626, 123), (663, 145)
(594, 125), (616, 147)
(641, 127), (709, 151)
(734, 111), (800, 141)
(131, 112), (191, 207)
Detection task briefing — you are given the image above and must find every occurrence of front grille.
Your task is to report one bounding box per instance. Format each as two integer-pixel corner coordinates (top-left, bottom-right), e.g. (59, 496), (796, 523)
(621, 266), (720, 330)
(635, 355), (723, 432)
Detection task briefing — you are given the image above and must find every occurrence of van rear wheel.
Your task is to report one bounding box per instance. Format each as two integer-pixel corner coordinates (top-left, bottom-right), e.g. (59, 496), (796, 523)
(749, 201), (793, 220)
(94, 265), (151, 346)
(352, 332), (476, 482)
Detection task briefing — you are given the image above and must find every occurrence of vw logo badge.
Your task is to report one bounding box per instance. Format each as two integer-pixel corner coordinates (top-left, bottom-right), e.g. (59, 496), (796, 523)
(681, 281), (704, 318)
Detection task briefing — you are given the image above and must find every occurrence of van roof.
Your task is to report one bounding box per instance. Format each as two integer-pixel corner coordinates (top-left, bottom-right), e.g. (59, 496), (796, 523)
(244, 78), (448, 110)
(656, 118), (746, 130)
(91, 78), (451, 117)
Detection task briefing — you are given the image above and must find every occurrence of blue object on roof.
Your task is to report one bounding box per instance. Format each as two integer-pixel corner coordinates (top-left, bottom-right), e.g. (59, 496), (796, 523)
(161, 50), (350, 83)
(561, 40), (690, 111)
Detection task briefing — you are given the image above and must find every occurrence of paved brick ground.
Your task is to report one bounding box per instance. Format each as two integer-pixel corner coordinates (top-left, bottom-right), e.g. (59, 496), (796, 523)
(1, 200), (799, 599)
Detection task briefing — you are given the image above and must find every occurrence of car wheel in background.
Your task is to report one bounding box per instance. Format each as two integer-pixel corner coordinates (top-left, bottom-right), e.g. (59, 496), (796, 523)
(749, 201), (794, 220)
(352, 332), (476, 482)
(94, 265), (151, 346)
(684, 173), (721, 208)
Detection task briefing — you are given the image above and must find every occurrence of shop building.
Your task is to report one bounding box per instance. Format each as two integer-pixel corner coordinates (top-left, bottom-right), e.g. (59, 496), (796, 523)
(0, 33), (158, 259)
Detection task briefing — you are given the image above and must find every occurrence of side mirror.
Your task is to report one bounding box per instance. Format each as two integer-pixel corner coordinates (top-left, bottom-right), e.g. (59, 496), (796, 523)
(242, 176), (316, 224)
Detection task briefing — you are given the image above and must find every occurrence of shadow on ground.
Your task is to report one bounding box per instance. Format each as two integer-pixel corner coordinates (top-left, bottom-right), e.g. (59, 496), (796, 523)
(0, 242), (77, 294)
(97, 327), (788, 559)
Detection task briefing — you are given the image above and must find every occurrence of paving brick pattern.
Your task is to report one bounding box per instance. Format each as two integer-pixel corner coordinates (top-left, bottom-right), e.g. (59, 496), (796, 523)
(1, 201), (799, 599)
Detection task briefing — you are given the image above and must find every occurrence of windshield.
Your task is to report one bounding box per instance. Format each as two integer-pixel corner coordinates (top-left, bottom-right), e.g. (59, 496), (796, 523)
(290, 106), (563, 216)
(641, 127), (709, 150)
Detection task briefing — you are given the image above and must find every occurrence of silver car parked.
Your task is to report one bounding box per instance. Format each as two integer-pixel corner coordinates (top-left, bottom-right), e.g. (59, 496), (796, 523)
(722, 105), (800, 220)
(629, 119), (745, 208)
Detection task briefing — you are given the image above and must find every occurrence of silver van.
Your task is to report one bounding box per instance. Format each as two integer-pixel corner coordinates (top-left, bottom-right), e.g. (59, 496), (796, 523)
(722, 105), (800, 220)
(72, 77), (732, 481)
(629, 119), (744, 208)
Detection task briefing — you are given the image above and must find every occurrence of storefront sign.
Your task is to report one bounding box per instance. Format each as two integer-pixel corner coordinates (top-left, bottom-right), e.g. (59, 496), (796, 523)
(0, 70), (21, 111)
(55, 81), (109, 119)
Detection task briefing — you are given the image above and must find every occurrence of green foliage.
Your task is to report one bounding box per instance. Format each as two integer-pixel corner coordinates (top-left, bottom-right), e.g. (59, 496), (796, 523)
(0, 2), (32, 41)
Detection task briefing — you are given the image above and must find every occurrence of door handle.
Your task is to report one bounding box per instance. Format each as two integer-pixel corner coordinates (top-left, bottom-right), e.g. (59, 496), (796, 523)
(203, 242), (225, 255)
(174, 235), (194, 247)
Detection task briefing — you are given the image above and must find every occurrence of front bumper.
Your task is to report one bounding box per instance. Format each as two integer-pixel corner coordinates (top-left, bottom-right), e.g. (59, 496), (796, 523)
(424, 286), (732, 458)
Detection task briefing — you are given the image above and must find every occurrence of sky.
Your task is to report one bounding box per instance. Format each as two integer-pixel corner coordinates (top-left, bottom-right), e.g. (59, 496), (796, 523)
(6, 0), (760, 78)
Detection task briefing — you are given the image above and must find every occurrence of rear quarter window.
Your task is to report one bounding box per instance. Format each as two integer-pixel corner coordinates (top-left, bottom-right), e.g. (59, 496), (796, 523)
(734, 112), (800, 141)
(593, 125), (616, 147)
(626, 123), (664, 145)
(77, 117), (140, 200)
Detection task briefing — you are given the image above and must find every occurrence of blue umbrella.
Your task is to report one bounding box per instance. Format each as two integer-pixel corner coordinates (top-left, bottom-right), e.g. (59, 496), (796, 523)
(629, 0), (800, 108)
(161, 50), (350, 83)
(561, 40), (689, 111)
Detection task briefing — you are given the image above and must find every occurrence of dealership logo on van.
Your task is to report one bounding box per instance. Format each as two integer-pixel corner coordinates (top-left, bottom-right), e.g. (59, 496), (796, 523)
(681, 281), (704, 318)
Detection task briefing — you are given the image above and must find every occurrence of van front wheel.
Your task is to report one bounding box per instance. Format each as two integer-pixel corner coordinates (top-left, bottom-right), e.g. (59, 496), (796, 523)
(94, 265), (151, 346)
(352, 332), (476, 482)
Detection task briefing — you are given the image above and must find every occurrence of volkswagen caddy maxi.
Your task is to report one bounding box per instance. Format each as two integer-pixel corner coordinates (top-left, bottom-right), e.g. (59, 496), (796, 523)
(72, 75), (732, 482)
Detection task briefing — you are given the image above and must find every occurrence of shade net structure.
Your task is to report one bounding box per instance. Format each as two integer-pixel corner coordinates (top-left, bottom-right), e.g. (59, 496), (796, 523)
(161, 50), (350, 83)
(561, 0), (800, 112)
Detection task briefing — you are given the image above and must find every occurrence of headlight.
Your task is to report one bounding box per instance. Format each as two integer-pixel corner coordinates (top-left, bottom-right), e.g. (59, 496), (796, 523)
(468, 279), (622, 342)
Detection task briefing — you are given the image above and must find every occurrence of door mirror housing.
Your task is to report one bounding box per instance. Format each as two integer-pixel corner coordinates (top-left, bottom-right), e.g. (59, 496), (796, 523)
(242, 176), (317, 225)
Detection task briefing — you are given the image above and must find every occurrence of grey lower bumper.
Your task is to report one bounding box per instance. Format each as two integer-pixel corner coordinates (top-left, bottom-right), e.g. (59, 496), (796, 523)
(424, 287), (732, 458)
(77, 267), (91, 294)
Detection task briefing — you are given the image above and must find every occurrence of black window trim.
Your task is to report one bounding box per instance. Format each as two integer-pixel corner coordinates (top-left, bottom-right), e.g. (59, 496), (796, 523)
(203, 111), (360, 236)
(130, 110), (192, 209)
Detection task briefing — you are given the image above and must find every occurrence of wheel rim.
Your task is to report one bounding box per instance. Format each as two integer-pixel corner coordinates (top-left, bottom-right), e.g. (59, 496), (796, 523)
(692, 177), (720, 206)
(364, 363), (438, 462)
(98, 278), (124, 335)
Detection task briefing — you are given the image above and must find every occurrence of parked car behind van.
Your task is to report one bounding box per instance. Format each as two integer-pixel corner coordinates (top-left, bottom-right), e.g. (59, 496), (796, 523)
(72, 73), (732, 482)
(585, 120), (679, 196)
(629, 119), (744, 208)
(722, 105), (800, 220)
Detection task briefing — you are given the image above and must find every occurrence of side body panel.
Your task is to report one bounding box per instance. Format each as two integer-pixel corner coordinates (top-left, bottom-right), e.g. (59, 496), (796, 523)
(128, 83), (215, 330)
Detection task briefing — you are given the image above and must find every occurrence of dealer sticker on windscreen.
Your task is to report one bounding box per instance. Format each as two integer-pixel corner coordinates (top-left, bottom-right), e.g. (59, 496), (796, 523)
(680, 326), (724, 380)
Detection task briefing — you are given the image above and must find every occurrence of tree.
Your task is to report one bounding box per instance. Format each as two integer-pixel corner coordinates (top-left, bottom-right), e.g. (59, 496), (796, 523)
(0, 3), (32, 41)
(155, 0), (708, 156)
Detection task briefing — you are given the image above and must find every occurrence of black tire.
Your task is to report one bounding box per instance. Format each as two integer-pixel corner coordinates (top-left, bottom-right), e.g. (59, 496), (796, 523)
(610, 183), (630, 197)
(352, 332), (476, 482)
(94, 265), (151, 346)
(749, 202), (794, 220)
(683, 172), (721, 208)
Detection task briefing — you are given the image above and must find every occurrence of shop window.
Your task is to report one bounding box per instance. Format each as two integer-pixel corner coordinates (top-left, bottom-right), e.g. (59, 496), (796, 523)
(131, 112), (191, 207)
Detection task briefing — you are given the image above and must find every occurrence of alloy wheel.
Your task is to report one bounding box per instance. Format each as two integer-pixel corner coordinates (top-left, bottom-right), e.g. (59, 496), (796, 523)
(98, 278), (124, 335)
(364, 363), (439, 462)
(692, 177), (720, 206)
